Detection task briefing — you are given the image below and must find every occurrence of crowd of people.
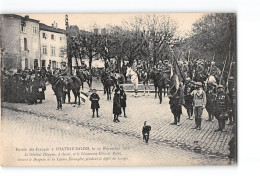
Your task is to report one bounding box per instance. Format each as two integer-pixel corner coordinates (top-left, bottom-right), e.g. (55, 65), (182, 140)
(168, 75), (236, 132)
(1, 67), (47, 105)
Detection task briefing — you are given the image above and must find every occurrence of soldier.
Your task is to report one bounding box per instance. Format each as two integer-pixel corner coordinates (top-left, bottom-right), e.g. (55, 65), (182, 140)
(227, 77), (236, 125)
(213, 85), (231, 132)
(157, 60), (164, 71)
(205, 82), (217, 121)
(184, 78), (194, 120)
(169, 87), (182, 126)
(60, 62), (71, 76)
(191, 82), (207, 130)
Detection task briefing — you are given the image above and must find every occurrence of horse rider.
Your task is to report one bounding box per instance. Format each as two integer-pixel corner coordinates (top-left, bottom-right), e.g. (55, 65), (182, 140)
(213, 85), (231, 132)
(209, 61), (220, 82)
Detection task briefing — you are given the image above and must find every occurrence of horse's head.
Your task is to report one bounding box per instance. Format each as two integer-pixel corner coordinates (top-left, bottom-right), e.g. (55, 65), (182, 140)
(126, 66), (132, 77)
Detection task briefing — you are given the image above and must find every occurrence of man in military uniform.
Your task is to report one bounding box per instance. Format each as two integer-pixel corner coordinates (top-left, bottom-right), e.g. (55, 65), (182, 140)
(183, 78), (195, 120)
(227, 77), (236, 125)
(205, 82), (217, 121)
(157, 60), (164, 71)
(60, 62), (71, 76)
(213, 85), (231, 132)
(181, 61), (189, 79)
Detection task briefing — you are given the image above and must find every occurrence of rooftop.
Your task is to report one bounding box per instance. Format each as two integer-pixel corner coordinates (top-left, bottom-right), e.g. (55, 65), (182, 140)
(3, 14), (39, 23)
(39, 23), (66, 34)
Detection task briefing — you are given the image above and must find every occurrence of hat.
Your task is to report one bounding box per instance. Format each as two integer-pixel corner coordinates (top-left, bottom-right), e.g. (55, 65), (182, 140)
(190, 80), (196, 85)
(217, 85), (224, 89)
(228, 77), (234, 80)
(211, 61), (215, 65)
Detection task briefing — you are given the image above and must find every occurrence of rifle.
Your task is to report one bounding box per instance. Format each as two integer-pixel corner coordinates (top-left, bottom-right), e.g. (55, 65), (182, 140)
(219, 55), (228, 84)
(208, 53), (215, 75)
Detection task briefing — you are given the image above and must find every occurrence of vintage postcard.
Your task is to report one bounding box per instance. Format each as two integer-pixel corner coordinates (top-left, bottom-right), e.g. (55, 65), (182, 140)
(0, 13), (237, 166)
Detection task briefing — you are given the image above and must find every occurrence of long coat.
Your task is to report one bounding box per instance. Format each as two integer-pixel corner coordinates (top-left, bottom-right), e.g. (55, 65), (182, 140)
(113, 94), (121, 115)
(169, 91), (182, 116)
(120, 90), (127, 108)
(89, 93), (100, 109)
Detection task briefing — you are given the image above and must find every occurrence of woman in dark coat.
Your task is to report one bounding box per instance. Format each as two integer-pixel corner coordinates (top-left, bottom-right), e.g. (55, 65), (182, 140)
(113, 88), (121, 122)
(120, 85), (127, 117)
(89, 89), (100, 118)
(35, 74), (46, 103)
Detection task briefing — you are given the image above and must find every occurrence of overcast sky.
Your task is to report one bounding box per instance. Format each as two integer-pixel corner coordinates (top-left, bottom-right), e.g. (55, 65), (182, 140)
(19, 13), (207, 37)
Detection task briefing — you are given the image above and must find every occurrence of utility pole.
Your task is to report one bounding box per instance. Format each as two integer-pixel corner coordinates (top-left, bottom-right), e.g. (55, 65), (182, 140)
(65, 14), (72, 74)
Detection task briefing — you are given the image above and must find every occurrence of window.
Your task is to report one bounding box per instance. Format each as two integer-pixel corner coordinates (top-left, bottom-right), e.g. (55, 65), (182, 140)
(51, 34), (55, 40)
(24, 38), (28, 51)
(33, 26), (37, 34)
(51, 46), (56, 56)
(34, 59), (39, 69)
(60, 37), (62, 41)
(52, 61), (57, 70)
(42, 45), (47, 55)
(25, 58), (28, 69)
(41, 60), (46, 68)
(21, 23), (26, 32)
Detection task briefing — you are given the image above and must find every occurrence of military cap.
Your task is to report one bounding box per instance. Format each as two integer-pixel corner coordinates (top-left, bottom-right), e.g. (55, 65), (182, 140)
(228, 77), (234, 80)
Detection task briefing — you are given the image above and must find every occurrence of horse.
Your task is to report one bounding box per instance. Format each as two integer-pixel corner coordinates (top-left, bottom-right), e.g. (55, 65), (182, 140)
(126, 66), (139, 96)
(46, 73), (64, 110)
(149, 69), (170, 103)
(104, 74), (115, 101)
(76, 69), (92, 89)
(63, 76), (82, 105)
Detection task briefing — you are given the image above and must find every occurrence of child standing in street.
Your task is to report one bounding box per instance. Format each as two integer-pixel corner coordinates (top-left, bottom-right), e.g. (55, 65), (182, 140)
(89, 89), (100, 118)
(113, 88), (121, 122)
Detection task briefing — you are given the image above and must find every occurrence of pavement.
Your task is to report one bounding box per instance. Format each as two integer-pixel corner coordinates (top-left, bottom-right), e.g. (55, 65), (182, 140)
(1, 78), (234, 161)
(1, 108), (229, 166)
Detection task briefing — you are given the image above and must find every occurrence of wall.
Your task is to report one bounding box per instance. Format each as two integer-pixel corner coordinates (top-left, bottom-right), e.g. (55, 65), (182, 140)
(20, 20), (40, 69)
(1, 15), (21, 71)
(40, 30), (67, 70)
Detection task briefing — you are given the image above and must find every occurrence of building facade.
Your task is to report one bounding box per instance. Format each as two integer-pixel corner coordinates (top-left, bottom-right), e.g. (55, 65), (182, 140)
(39, 23), (67, 70)
(0, 14), (41, 72)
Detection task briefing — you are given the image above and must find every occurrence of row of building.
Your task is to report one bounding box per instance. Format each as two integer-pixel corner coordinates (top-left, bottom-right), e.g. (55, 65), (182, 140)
(0, 14), (67, 72)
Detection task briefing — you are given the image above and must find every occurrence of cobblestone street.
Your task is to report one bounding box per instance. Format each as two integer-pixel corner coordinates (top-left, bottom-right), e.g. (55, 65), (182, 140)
(1, 108), (228, 166)
(1, 78), (234, 162)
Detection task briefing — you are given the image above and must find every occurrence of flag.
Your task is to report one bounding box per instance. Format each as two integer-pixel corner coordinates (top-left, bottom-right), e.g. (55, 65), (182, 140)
(172, 57), (184, 83)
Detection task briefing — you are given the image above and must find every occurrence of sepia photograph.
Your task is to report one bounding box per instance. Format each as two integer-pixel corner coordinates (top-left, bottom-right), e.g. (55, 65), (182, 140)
(0, 13), (237, 166)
